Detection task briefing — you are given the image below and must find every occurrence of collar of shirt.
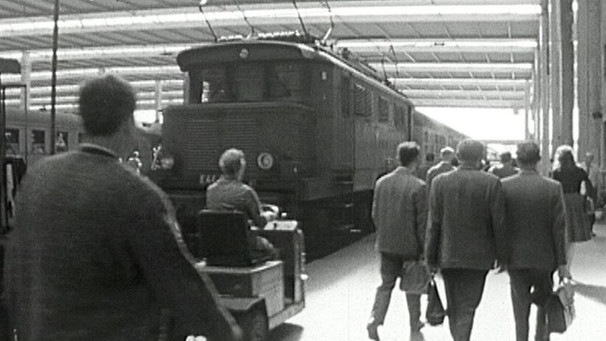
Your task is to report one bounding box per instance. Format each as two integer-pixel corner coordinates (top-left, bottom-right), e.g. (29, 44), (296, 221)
(79, 143), (119, 160)
(518, 168), (539, 176)
(394, 166), (414, 175)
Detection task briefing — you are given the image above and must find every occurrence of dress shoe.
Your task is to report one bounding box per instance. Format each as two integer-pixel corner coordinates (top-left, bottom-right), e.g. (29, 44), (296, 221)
(366, 318), (381, 340)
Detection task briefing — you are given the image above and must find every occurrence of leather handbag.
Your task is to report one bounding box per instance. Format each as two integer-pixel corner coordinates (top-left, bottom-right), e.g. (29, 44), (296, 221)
(547, 280), (575, 333)
(400, 260), (430, 294)
(425, 277), (446, 326)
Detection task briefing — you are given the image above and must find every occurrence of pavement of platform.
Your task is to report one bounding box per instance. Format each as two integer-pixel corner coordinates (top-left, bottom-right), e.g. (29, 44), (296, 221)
(268, 222), (606, 341)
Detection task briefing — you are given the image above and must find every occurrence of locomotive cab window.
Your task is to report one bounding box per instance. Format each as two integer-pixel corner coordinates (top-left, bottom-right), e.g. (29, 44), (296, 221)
(190, 62), (309, 104)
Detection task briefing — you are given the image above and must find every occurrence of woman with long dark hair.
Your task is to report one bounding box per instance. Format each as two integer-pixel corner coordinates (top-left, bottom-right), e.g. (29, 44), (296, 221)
(551, 145), (594, 277)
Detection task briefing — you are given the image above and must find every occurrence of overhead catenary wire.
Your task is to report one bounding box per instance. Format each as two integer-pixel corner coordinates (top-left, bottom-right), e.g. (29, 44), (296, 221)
(198, 3), (218, 43)
(232, 0), (256, 37)
(292, 0), (309, 37)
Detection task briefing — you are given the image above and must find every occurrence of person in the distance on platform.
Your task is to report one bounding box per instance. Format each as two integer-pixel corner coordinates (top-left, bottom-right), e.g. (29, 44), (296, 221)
(501, 141), (569, 341)
(206, 148), (277, 258)
(425, 139), (508, 341)
(551, 145), (594, 278)
(489, 151), (519, 179)
(415, 152), (435, 181)
(3, 74), (241, 341)
(367, 142), (427, 341)
(425, 146), (455, 195)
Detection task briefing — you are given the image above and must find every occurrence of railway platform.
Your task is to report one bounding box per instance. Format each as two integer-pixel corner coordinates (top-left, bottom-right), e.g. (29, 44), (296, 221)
(268, 222), (606, 341)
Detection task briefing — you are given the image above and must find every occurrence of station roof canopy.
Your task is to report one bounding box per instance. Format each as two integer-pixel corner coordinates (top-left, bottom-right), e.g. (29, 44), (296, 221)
(0, 0), (541, 112)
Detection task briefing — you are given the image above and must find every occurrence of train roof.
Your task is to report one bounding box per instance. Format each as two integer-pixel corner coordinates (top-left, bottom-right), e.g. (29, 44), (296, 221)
(177, 37), (412, 106)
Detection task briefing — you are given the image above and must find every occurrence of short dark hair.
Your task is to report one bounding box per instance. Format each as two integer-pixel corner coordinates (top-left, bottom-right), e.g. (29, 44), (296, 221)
(78, 74), (136, 136)
(456, 139), (485, 162)
(500, 152), (512, 163)
(516, 141), (541, 165)
(397, 142), (420, 167)
(425, 153), (435, 162)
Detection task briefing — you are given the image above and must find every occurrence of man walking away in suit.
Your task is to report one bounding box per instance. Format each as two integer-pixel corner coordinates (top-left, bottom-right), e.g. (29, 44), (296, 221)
(501, 141), (569, 341)
(425, 146), (455, 194)
(4, 74), (241, 341)
(367, 142), (427, 341)
(426, 139), (508, 341)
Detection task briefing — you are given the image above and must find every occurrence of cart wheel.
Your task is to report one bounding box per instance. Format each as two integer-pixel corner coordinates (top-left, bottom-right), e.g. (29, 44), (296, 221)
(237, 306), (268, 341)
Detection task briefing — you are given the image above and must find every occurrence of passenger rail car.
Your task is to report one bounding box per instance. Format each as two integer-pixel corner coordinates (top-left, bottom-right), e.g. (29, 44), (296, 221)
(151, 36), (465, 257)
(3, 108), (83, 165)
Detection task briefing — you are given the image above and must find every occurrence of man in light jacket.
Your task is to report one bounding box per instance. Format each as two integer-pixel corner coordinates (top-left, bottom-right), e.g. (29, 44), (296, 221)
(367, 142), (427, 340)
(501, 141), (568, 341)
(426, 139), (507, 341)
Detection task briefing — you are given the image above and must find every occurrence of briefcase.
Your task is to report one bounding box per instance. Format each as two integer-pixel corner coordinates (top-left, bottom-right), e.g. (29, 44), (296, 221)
(547, 281), (575, 333)
(400, 260), (430, 295)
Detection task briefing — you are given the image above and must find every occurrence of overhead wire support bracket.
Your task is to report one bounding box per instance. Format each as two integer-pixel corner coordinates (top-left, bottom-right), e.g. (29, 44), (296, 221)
(320, 1), (334, 45)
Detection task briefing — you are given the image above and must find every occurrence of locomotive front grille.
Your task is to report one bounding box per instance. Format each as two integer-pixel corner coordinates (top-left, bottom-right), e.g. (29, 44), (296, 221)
(185, 119), (220, 171)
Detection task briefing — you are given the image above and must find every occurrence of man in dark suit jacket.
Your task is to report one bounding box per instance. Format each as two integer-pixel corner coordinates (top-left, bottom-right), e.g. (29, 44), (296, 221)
(426, 139), (507, 341)
(367, 142), (427, 341)
(4, 75), (241, 341)
(501, 141), (568, 341)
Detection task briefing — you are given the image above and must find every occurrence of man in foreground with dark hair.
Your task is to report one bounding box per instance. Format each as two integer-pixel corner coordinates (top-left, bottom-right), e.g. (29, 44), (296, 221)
(367, 142), (427, 341)
(4, 74), (241, 341)
(501, 141), (568, 341)
(426, 139), (507, 341)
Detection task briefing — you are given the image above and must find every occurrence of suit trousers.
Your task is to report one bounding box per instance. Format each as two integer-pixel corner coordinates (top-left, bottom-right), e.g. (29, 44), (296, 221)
(508, 269), (553, 341)
(441, 269), (489, 341)
(370, 252), (422, 328)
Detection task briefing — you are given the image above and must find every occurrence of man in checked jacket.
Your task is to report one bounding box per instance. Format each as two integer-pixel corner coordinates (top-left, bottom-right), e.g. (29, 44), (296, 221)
(3, 74), (241, 341)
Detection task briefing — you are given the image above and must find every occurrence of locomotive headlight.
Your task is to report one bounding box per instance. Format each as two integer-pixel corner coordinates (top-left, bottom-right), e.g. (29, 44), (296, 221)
(257, 152), (274, 170)
(239, 48), (249, 59)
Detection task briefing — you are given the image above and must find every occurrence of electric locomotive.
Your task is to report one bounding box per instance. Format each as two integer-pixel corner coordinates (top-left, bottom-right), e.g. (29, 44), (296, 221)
(151, 33), (464, 258)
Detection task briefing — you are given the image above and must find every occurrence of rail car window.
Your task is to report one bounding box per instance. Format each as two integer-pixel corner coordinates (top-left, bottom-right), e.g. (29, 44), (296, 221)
(56, 132), (68, 153)
(378, 97), (389, 123)
(354, 84), (370, 117)
(5, 129), (19, 156)
(394, 106), (407, 132)
(269, 63), (306, 100)
(341, 76), (351, 117)
(31, 130), (46, 154)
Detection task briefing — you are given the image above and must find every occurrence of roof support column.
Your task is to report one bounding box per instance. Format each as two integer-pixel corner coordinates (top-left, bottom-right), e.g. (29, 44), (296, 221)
(577, 0), (602, 173)
(540, 0), (551, 175)
(155, 80), (162, 122)
(525, 82), (531, 140)
(20, 52), (30, 111)
(559, 0), (574, 148)
(549, 0), (575, 151)
(533, 49), (541, 143)
(601, 0), (606, 186)
(549, 0), (562, 152)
